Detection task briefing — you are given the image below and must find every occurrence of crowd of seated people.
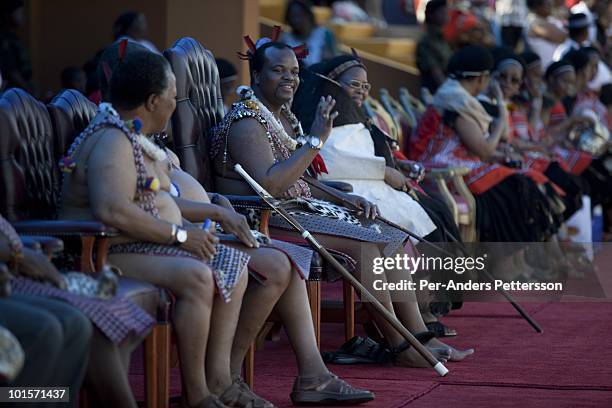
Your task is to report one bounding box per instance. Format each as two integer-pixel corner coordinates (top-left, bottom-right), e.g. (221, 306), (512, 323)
(1, 1), (610, 407)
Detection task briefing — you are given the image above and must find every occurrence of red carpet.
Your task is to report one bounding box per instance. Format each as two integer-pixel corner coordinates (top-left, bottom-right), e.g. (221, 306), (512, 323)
(129, 250), (612, 407)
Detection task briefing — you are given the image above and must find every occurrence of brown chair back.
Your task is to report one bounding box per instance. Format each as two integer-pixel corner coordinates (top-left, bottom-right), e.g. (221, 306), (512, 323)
(48, 89), (97, 161)
(163, 37), (224, 190)
(0, 89), (58, 221)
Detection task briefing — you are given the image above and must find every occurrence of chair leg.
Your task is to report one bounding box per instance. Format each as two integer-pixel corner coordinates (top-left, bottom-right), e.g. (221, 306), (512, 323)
(144, 322), (170, 408)
(244, 342), (255, 390)
(306, 280), (321, 349)
(342, 280), (355, 341)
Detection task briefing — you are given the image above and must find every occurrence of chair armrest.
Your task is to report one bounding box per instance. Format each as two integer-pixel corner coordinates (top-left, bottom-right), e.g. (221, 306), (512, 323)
(223, 195), (270, 211)
(12, 220), (119, 237)
(19, 235), (64, 256)
(13, 221), (118, 273)
(320, 180), (353, 193)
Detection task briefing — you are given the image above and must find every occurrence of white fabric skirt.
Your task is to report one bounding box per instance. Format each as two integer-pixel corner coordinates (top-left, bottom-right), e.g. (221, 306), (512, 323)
(319, 123), (436, 238)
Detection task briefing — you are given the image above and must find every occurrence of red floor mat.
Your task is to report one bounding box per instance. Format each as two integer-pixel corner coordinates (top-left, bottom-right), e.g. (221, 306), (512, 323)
(408, 384), (612, 408)
(129, 249), (612, 406)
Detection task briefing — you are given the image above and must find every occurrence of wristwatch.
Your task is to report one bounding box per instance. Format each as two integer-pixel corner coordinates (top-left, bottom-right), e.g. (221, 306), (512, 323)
(308, 135), (323, 150)
(295, 135), (308, 148)
(170, 224), (188, 246)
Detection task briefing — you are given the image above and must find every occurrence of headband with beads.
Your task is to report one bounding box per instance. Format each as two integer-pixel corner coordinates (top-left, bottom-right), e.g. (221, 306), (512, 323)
(327, 48), (367, 81)
(238, 25), (309, 61)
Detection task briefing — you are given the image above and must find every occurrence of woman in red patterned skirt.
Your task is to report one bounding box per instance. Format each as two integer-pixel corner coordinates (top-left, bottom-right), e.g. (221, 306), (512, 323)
(564, 48), (612, 232)
(410, 46), (560, 245)
(498, 51), (585, 220)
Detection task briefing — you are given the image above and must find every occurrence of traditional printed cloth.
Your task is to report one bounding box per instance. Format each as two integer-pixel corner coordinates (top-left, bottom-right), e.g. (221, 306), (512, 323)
(547, 101), (593, 175)
(211, 99), (409, 256)
(108, 242), (248, 302)
(62, 106), (249, 302)
(410, 105), (552, 195)
(507, 102), (554, 173)
(10, 277), (154, 344)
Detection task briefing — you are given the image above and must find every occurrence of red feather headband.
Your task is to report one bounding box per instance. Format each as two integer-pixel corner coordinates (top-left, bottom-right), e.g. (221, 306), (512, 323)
(238, 25), (309, 61)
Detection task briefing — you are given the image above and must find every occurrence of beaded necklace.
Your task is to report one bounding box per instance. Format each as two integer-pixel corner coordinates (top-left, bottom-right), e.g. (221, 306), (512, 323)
(59, 103), (160, 217)
(211, 86), (312, 198)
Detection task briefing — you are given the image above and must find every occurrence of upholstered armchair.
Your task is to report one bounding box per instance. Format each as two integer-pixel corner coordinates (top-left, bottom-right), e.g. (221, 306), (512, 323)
(0, 88), (167, 408)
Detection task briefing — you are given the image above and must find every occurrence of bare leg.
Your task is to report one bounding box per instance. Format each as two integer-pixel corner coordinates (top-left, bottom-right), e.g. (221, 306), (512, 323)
(118, 331), (146, 373)
(86, 329), (138, 408)
(222, 240), (374, 405)
(109, 254), (214, 406)
(228, 244), (328, 376)
(274, 262), (328, 377)
(269, 229), (457, 366)
(229, 247), (293, 376)
(383, 251), (474, 362)
(206, 267), (248, 395)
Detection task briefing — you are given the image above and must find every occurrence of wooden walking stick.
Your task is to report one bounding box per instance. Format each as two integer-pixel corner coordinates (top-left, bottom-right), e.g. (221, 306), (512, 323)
(301, 175), (544, 334)
(234, 164), (449, 376)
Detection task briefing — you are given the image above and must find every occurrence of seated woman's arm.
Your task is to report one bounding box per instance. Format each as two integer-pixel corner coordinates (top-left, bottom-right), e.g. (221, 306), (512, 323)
(455, 105), (507, 162)
(88, 130), (175, 243)
(173, 197), (258, 248)
(89, 131), (218, 258)
(174, 198), (225, 224)
(511, 137), (550, 156)
(529, 19), (566, 43)
(0, 234), (64, 287)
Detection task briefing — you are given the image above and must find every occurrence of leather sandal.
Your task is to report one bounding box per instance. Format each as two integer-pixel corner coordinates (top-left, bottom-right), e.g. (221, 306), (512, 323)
(290, 371), (374, 405)
(219, 376), (276, 408)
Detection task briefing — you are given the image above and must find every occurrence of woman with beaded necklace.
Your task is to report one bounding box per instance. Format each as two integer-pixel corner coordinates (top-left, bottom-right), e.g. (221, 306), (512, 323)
(59, 49), (250, 408)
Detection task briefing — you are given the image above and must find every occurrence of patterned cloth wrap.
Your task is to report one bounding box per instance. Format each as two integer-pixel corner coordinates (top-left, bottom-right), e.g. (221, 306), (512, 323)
(108, 242), (249, 302)
(10, 277), (154, 344)
(211, 99), (409, 257)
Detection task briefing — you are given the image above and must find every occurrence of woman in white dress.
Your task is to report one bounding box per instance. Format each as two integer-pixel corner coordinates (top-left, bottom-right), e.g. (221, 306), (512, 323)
(292, 54), (468, 337)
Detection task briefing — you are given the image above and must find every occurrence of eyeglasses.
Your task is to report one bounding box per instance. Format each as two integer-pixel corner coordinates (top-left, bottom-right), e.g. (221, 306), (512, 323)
(342, 79), (371, 92)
